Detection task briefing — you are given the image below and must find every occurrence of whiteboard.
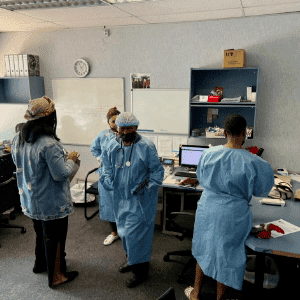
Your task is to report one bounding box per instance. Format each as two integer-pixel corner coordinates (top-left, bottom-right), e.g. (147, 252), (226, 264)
(132, 89), (189, 134)
(52, 78), (124, 145)
(0, 104), (27, 141)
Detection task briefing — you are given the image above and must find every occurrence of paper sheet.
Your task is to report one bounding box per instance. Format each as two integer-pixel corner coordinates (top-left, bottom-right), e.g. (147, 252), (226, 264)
(157, 135), (172, 157)
(142, 134), (158, 149)
(163, 175), (178, 185)
(255, 219), (300, 238)
(172, 136), (188, 152)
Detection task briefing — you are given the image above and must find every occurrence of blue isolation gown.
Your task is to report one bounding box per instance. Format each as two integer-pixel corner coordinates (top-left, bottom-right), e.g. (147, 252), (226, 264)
(100, 134), (164, 265)
(90, 129), (116, 222)
(192, 145), (274, 290)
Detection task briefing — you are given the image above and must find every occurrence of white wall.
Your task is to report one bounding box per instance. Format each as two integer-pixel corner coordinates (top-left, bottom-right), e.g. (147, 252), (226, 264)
(1, 12), (300, 181)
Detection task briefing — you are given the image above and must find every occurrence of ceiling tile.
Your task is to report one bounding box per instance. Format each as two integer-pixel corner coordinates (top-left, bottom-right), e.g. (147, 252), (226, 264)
(140, 8), (244, 24)
(115, 0), (243, 16)
(244, 2), (300, 16)
(18, 5), (132, 21)
(54, 16), (148, 28)
(241, 0), (300, 7)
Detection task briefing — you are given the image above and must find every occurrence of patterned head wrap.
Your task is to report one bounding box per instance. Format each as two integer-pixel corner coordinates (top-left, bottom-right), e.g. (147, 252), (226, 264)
(24, 96), (55, 121)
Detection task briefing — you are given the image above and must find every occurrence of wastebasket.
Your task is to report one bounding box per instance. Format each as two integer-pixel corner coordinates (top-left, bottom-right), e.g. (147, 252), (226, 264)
(70, 183), (95, 204)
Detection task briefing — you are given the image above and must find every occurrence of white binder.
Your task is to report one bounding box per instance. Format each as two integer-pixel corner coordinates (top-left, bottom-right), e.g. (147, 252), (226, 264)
(14, 54), (20, 77)
(4, 55), (11, 77)
(9, 55), (15, 77)
(23, 54), (28, 76)
(18, 54), (24, 76)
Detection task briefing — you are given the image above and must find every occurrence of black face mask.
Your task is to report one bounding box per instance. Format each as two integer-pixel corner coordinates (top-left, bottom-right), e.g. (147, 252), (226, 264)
(120, 132), (136, 143)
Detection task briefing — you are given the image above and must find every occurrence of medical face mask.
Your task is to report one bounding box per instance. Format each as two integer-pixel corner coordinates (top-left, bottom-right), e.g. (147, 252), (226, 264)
(120, 132), (136, 143)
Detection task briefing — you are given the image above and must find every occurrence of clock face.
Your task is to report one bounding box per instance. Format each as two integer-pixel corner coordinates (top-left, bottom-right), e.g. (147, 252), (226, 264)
(74, 59), (89, 77)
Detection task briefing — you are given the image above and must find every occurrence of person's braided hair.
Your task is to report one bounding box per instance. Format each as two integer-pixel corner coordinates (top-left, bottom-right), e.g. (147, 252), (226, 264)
(107, 107), (121, 123)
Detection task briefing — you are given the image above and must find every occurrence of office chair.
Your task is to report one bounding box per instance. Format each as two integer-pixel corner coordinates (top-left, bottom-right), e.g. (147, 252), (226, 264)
(163, 211), (196, 284)
(0, 152), (26, 247)
(84, 167), (99, 220)
(156, 287), (177, 300)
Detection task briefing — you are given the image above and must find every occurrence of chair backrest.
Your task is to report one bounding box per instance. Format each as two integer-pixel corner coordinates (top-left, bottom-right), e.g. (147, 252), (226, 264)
(0, 152), (15, 183)
(156, 287), (176, 300)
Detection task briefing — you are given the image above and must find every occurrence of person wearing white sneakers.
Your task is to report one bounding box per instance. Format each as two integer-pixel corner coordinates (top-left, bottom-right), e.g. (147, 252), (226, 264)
(90, 107), (121, 246)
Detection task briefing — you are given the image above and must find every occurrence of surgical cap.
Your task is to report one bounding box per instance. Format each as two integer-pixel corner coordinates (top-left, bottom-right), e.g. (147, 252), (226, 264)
(115, 112), (139, 127)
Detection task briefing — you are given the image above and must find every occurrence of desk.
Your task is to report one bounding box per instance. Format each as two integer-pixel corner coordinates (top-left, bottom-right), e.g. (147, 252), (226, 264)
(162, 169), (203, 236)
(246, 182), (300, 291)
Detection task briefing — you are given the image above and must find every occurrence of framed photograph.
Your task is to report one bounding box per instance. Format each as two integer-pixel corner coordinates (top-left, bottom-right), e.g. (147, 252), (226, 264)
(131, 73), (150, 89)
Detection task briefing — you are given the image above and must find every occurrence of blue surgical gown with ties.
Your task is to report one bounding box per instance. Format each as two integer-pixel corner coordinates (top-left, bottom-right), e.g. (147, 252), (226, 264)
(100, 134), (164, 266)
(90, 129), (116, 223)
(192, 145), (274, 291)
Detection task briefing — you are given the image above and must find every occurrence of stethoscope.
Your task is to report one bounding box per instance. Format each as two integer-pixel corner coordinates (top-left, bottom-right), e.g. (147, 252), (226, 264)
(116, 140), (134, 169)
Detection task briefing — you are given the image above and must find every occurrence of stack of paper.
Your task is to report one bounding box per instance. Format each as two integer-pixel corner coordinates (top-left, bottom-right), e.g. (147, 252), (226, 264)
(221, 96), (242, 102)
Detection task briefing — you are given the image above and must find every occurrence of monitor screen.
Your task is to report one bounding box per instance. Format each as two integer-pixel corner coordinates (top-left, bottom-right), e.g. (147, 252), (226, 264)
(179, 145), (209, 168)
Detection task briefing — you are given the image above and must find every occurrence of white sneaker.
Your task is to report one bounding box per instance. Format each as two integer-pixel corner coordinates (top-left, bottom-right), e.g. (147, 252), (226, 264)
(103, 234), (119, 245)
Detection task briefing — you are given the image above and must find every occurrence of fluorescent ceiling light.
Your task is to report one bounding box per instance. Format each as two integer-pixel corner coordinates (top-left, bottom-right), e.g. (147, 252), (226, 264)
(0, 0), (160, 10)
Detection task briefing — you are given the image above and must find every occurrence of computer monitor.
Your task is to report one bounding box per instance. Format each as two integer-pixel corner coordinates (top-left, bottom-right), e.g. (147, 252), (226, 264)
(179, 145), (209, 168)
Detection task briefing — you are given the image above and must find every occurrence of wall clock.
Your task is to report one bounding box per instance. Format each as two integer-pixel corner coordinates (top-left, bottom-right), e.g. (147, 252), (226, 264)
(74, 58), (90, 77)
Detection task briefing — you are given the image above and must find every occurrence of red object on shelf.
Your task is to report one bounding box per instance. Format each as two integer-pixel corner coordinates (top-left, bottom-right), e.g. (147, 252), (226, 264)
(208, 96), (220, 102)
(249, 146), (259, 155)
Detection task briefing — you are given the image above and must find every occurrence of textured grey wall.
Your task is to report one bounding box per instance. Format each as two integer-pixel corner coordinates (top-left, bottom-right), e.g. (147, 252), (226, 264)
(1, 12), (300, 180)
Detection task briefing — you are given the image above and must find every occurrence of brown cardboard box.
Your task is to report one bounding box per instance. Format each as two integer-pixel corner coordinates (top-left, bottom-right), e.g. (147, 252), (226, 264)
(223, 49), (245, 68)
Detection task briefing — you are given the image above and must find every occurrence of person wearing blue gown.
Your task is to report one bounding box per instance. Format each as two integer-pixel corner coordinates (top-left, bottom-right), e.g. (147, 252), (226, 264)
(185, 114), (274, 300)
(90, 107), (121, 246)
(100, 112), (164, 288)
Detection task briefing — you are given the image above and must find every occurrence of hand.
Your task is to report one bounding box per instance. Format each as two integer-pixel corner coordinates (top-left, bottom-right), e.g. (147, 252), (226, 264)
(67, 151), (80, 163)
(3, 145), (11, 152)
(97, 157), (101, 166)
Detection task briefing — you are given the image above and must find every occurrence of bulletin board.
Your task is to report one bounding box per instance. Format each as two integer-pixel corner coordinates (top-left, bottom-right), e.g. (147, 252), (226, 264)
(52, 78), (124, 145)
(132, 89), (189, 135)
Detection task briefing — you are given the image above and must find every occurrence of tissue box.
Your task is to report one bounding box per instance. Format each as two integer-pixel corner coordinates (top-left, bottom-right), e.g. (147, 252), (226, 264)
(223, 49), (245, 68)
(199, 95), (208, 102)
(208, 96), (220, 102)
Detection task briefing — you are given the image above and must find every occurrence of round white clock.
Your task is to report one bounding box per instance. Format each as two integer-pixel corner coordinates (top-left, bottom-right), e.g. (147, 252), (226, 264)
(74, 59), (90, 77)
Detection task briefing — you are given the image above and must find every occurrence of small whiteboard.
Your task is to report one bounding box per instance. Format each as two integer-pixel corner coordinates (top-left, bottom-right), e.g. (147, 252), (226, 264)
(0, 104), (27, 141)
(52, 78), (124, 145)
(132, 89), (189, 134)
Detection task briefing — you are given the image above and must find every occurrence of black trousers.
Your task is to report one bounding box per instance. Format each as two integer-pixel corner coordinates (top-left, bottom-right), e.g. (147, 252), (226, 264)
(109, 221), (117, 233)
(32, 216), (68, 286)
(132, 262), (149, 276)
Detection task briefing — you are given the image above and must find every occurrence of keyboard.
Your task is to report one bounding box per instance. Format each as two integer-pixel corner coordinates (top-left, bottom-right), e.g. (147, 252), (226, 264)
(174, 171), (197, 179)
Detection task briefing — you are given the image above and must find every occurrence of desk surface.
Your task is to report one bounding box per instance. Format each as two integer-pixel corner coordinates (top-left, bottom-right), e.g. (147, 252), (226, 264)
(247, 178), (300, 258)
(162, 167), (203, 191)
(246, 197), (300, 258)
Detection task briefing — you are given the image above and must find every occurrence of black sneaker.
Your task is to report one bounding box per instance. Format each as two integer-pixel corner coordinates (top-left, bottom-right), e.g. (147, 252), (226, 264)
(125, 272), (149, 288)
(118, 262), (132, 273)
(33, 261), (47, 273)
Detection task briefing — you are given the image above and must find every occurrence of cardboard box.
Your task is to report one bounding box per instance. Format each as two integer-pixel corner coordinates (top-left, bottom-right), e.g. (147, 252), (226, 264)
(223, 49), (245, 68)
(208, 96), (220, 102)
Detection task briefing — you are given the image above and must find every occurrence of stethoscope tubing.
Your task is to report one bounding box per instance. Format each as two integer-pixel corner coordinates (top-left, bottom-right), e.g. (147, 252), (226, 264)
(116, 141), (134, 168)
